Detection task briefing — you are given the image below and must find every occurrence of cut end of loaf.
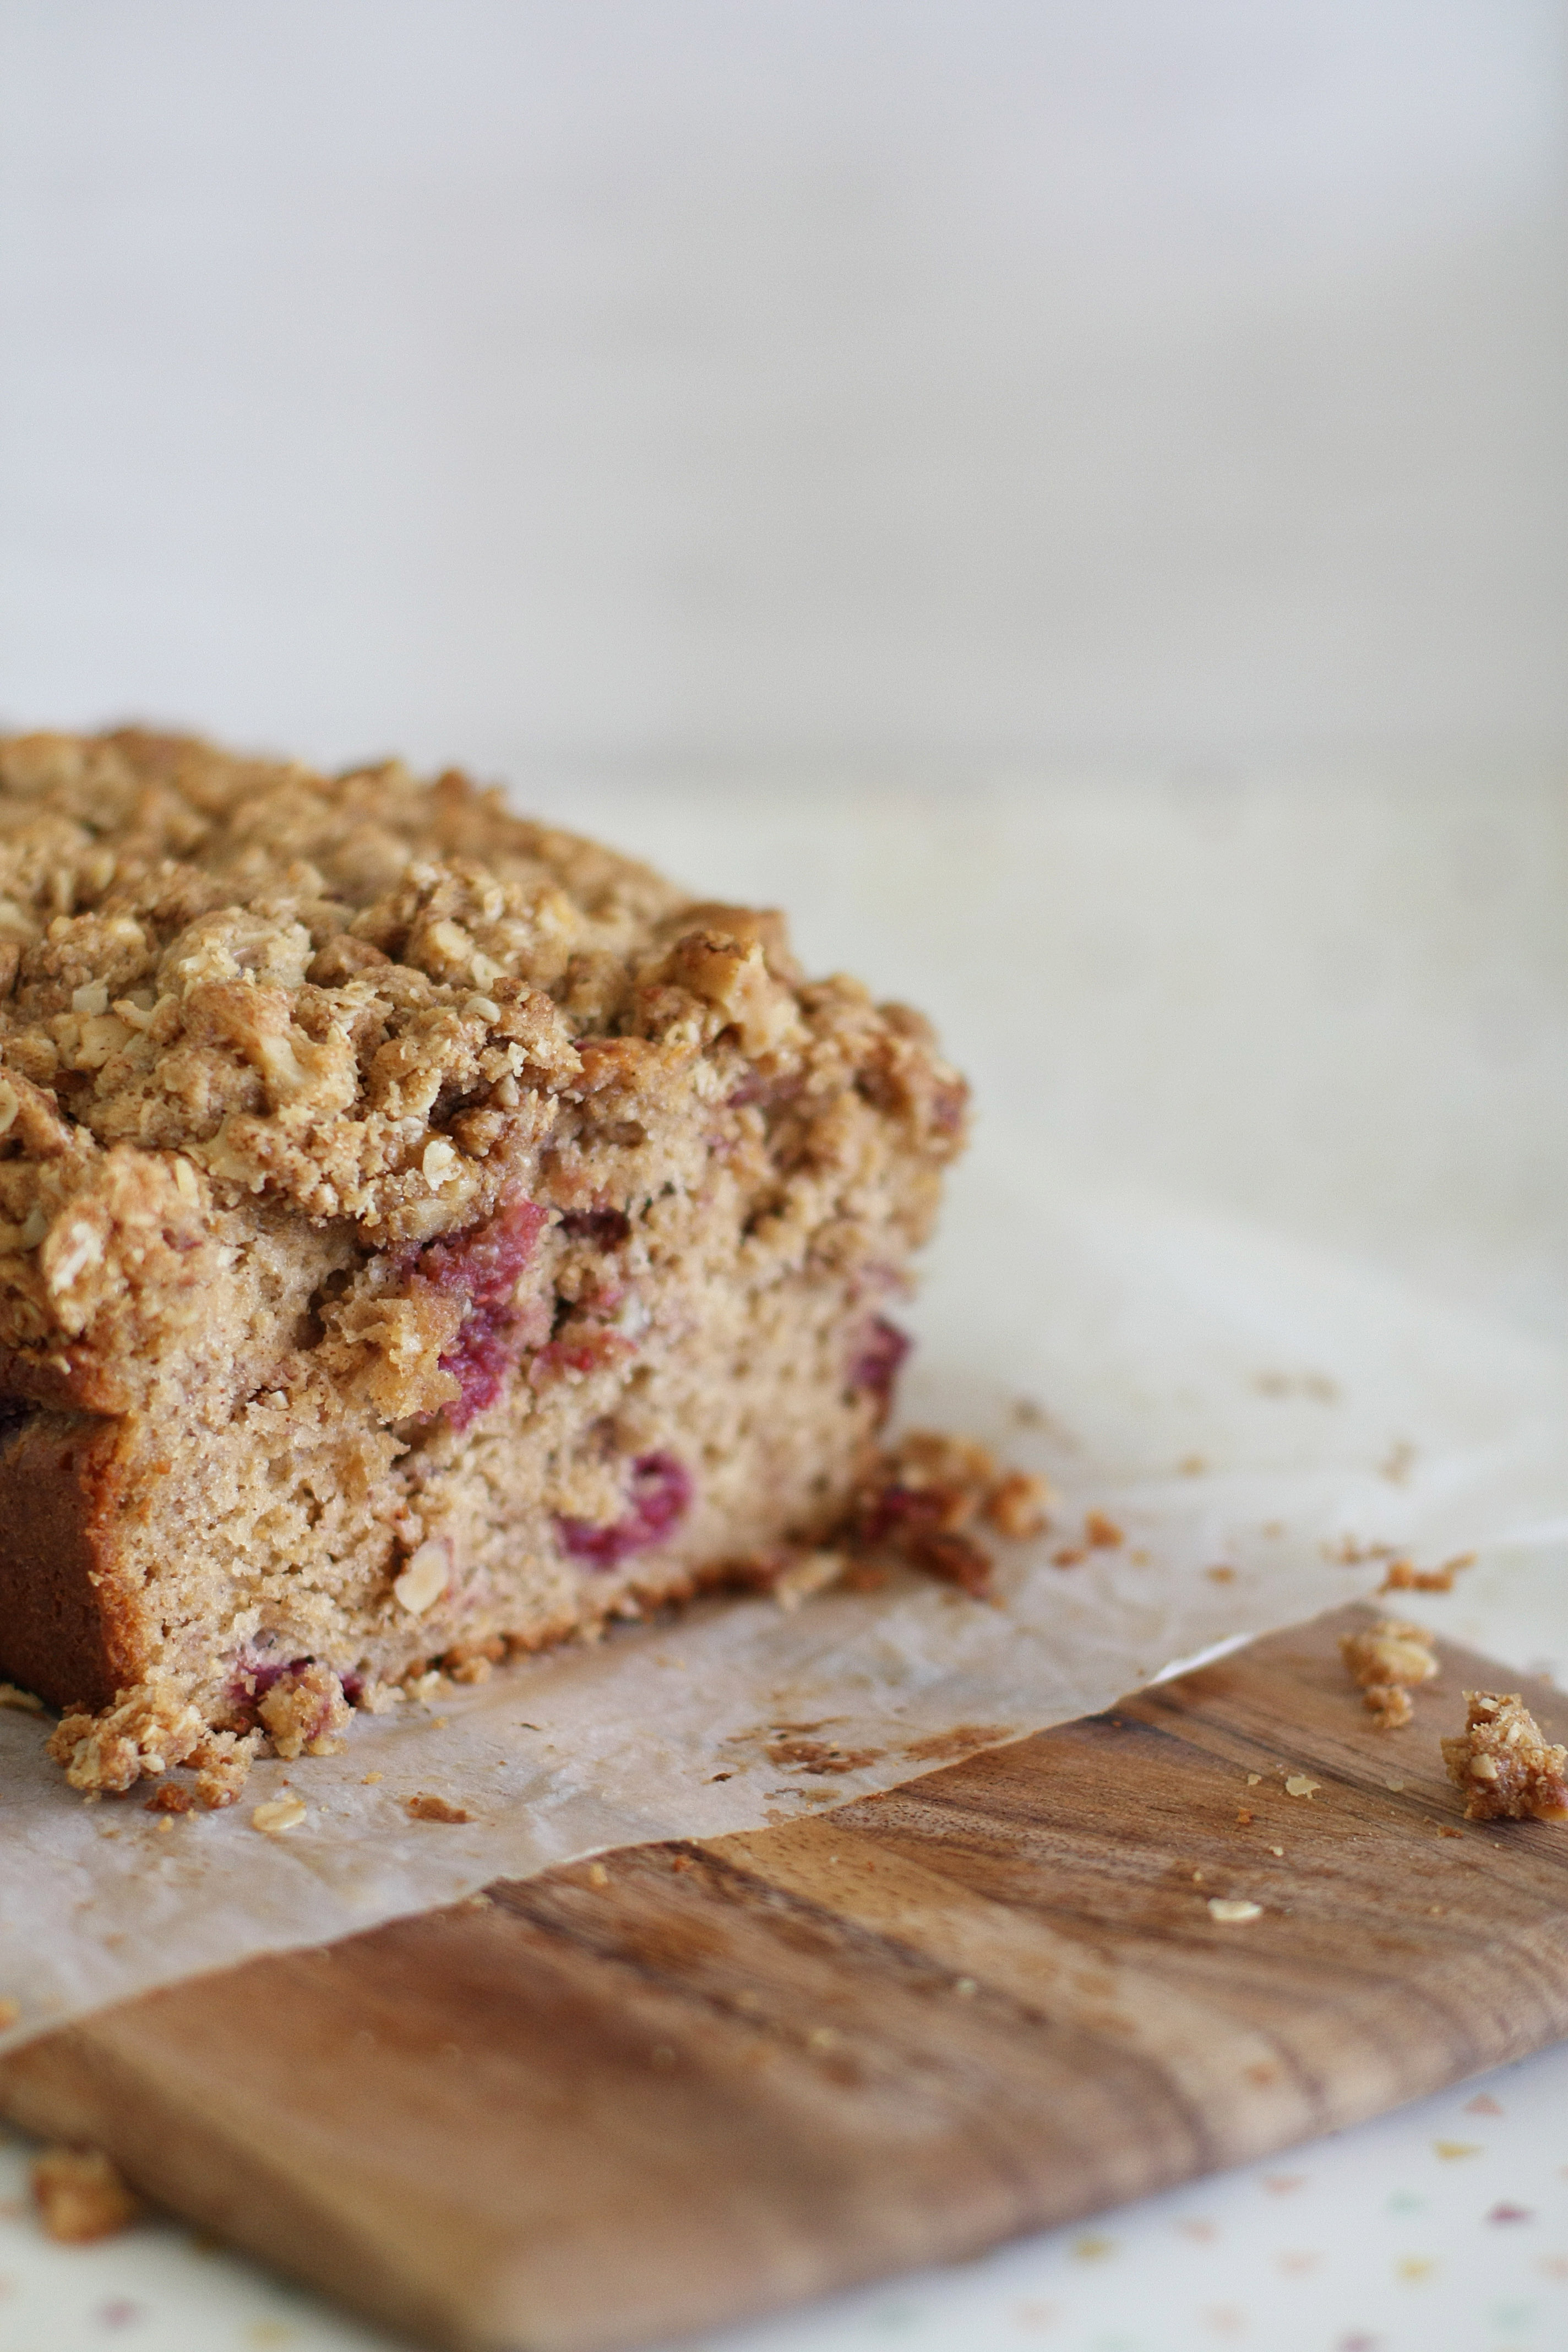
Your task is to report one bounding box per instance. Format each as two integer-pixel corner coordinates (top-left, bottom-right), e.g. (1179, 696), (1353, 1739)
(0, 732), (969, 1787)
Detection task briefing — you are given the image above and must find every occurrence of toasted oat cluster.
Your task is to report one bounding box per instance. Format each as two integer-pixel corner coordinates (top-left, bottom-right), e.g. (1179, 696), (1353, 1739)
(0, 731), (967, 1801)
(1338, 1617), (1438, 1730)
(1441, 1691), (1568, 1824)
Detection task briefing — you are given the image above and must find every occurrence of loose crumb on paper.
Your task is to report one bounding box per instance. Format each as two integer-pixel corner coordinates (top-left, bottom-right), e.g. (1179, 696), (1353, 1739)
(31, 2146), (139, 2242)
(1380, 1553), (1476, 1594)
(406, 1793), (470, 1823)
(251, 1795), (307, 1837)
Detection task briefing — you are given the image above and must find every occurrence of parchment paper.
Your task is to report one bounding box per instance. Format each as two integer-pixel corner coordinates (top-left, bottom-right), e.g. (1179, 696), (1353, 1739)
(2, 1123), (1565, 2054)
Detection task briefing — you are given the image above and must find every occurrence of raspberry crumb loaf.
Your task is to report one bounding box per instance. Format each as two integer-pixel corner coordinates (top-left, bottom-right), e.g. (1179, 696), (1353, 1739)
(0, 731), (967, 1801)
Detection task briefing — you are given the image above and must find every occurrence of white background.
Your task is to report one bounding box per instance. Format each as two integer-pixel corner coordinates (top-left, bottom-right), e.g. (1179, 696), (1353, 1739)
(1, 1), (1564, 770)
(0, 7), (1565, 2348)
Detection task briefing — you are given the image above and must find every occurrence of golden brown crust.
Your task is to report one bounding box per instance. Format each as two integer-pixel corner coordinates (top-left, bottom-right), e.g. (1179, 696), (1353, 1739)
(0, 1406), (143, 1710)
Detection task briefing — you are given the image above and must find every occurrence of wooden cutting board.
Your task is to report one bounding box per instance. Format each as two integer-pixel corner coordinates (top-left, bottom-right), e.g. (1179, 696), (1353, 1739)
(5, 1600), (1568, 2352)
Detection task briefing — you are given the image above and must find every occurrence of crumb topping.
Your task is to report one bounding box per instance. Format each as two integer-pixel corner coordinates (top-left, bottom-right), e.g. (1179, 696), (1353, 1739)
(46, 1677), (209, 1794)
(1339, 1618), (1438, 1729)
(848, 1430), (1054, 1601)
(257, 1661), (353, 1760)
(1441, 1691), (1568, 1823)
(0, 732), (965, 1375)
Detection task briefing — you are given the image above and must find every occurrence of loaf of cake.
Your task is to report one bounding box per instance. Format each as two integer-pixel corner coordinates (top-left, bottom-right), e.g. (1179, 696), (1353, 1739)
(0, 731), (966, 1801)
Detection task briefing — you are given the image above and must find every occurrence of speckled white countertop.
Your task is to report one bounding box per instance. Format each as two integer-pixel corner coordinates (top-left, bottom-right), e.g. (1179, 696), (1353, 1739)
(4, 2038), (1567, 2352)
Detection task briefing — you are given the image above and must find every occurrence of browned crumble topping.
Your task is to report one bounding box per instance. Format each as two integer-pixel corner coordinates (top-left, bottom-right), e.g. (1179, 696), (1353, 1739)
(1339, 1618), (1438, 1730)
(846, 1431), (1055, 1602)
(728, 1434), (1049, 1611)
(1363, 1685), (1414, 1730)
(1441, 1691), (1568, 1823)
(1379, 1552), (1476, 1594)
(257, 1662), (352, 1760)
(46, 1679), (208, 1794)
(31, 2146), (139, 2243)
(144, 1782), (195, 1814)
(191, 1729), (263, 1809)
(47, 1683), (269, 1805)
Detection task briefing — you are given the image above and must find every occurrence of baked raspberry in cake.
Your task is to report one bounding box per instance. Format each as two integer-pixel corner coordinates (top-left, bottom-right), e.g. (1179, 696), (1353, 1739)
(0, 731), (966, 1798)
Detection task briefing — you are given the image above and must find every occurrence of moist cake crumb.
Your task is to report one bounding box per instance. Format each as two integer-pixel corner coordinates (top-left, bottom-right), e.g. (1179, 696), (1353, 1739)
(1441, 1691), (1568, 1823)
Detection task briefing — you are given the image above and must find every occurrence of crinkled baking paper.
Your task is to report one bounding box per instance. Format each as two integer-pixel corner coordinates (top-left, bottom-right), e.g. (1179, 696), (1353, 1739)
(3, 1126), (1565, 2051)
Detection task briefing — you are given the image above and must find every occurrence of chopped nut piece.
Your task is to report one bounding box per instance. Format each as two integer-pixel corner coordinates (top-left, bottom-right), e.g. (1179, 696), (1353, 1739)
(31, 2146), (139, 2242)
(1441, 1692), (1568, 1824)
(251, 1794), (308, 1836)
(406, 1793), (470, 1823)
(393, 1540), (449, 1618)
